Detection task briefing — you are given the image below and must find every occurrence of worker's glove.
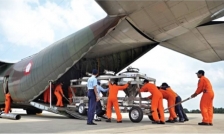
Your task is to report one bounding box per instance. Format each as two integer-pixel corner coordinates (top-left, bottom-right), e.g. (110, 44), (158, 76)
(191, 93), (197, 98)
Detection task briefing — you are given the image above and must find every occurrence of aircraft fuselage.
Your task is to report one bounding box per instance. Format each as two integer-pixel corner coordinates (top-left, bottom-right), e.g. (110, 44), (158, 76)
(0, 16), (122, 106)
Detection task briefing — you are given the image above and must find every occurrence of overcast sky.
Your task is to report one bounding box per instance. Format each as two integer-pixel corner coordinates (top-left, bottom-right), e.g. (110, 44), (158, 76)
(0, 0), (223, 110)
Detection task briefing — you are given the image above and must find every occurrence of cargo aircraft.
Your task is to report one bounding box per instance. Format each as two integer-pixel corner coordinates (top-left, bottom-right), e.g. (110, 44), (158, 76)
(0, 1), (224, 116)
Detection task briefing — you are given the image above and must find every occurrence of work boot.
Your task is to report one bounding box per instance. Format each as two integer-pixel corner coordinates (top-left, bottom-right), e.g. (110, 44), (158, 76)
(91, 122), (97, 125)
(159, 121), (165, 124)
(152, 121), (160, 124)
(166, 120), (175, 123)
(87, 122), (97, 125)
(95, 118), (101, 121)
(179, 118), (185, 123)
(101, 115), (108, 119)
(184, 118), (189, 122)
(198, 122), (209, 125)
(106, 118), (111, 122)
(94, 115), (101, 121)
(174, 118), (178, 122)
(117, 121), (122, 123)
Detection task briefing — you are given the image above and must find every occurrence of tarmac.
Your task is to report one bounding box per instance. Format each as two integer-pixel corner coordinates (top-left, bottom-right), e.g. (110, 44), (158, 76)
(0, 109), (223, 133)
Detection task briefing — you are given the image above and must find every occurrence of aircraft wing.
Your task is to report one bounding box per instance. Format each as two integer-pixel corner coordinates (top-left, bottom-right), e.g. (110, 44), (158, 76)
(83, 17), (158, 73)
(96, 1), (224, 63)
(84, 17), (158, 59)
(160, 22), (224, 63)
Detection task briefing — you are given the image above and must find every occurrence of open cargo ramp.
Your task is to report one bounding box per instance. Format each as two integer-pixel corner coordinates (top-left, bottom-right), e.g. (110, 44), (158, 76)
(30, 101), (87, 120)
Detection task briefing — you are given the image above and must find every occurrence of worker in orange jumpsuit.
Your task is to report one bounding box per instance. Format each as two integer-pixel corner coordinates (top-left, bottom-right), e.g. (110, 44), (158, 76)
(4, 92), (11, 114)
(191, 70), (214, 126)
(158, 83), (178, 123)
(43, 87), (50, 103)
(106, 79), (130, 123)
(43, 83), (54, 103)
(68, 86), (76, 104)
(54, 82), (65, 107)
(137, 80), (165, 124)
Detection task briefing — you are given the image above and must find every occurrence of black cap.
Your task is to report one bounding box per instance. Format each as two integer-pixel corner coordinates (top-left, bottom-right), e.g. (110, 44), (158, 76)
(92, 69), (98, 75)
(196, 70), (204, 75)
(161, 82), (169, 87)
(142, 79), (149, 84)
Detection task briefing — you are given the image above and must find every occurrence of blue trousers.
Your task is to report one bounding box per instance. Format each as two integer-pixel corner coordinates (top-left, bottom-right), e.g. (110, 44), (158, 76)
(180, 103), (188, 120)
(175, 96), (184, 120)
(96, 101), (106, 117)
(87, 90), (96, 123)
(96, 101), (102, 115)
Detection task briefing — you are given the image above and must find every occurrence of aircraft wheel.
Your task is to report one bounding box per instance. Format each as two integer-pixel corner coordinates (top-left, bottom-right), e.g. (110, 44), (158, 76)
(129, 106), (143, 123)
(78, 103), (87, 115)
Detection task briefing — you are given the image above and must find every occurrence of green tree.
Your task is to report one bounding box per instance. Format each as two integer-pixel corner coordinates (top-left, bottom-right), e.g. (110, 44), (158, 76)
(183, 108), (189, 113)
(188, 107), (224, 113)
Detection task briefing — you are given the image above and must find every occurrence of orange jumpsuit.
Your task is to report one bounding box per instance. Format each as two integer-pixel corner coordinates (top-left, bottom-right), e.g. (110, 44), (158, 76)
(44, 84), (54, 103)
(54, 84), (64, 107)
(44, 88), (50, 103)
(140, 83), (165, 122)
(68, 87), (76, 104)
(106, 83), (129, 121)
(159, 88), (177, 120)
(4, 93), (11, 114)
(194, 76), (214, 124)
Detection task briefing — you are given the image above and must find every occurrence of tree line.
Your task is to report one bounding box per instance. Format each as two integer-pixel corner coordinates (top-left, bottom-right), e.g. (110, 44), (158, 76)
(183, 107), (224, 113)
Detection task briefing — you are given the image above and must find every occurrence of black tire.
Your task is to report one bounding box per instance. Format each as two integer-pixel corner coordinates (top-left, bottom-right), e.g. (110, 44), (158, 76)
(78, 103), (87, 115)
(129, 106), (143, 123)
(26, 109), (42, 115)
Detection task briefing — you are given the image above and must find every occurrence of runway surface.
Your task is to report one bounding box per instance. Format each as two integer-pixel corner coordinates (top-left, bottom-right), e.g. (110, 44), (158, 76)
(0, 109), (223, 133)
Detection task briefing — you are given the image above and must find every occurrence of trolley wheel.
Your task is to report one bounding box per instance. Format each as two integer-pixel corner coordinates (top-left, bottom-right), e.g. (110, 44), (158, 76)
(129, 106), (143, 123)
(78, 103), (87, 115)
